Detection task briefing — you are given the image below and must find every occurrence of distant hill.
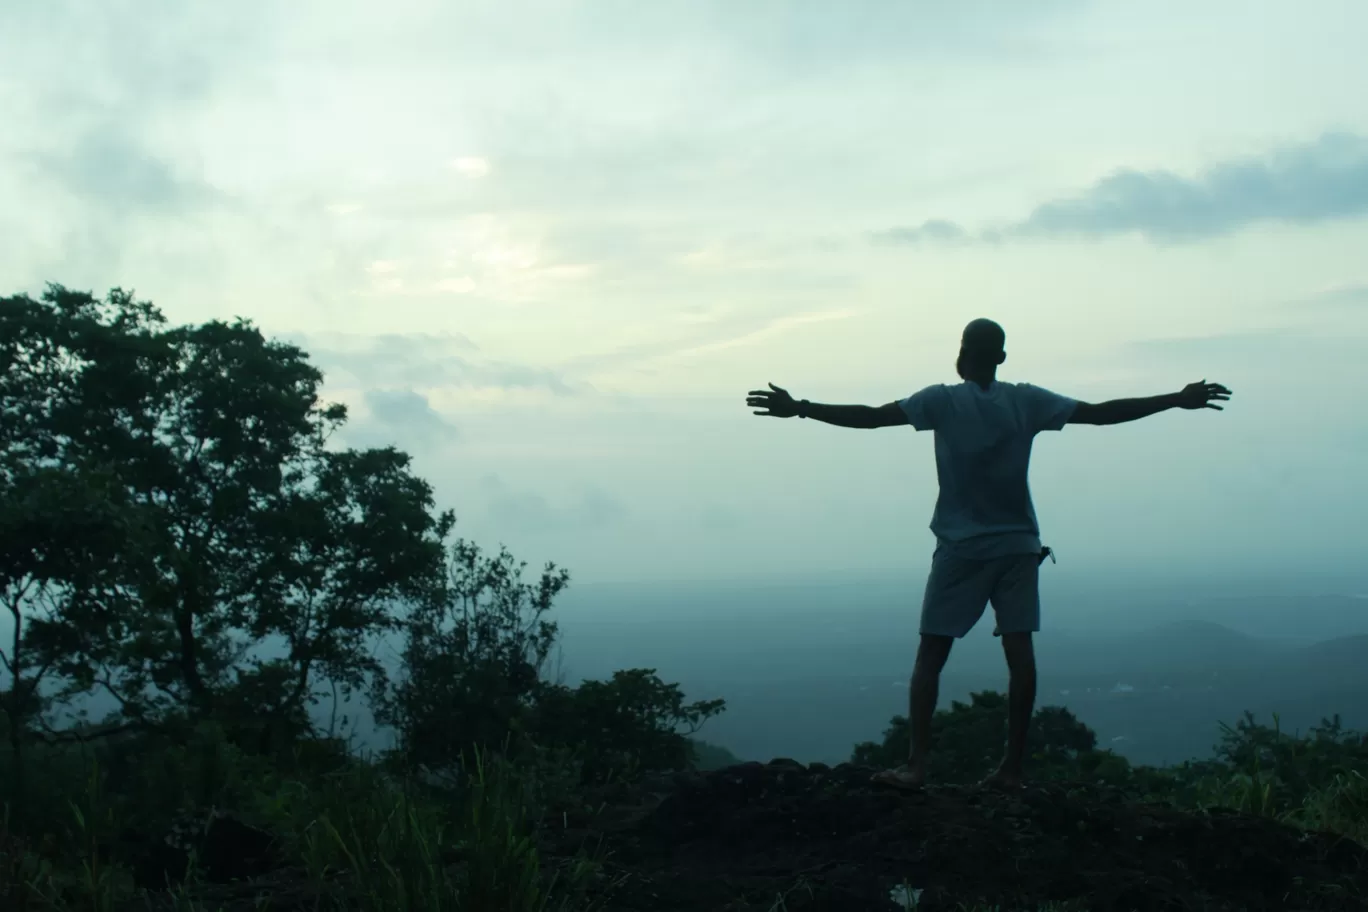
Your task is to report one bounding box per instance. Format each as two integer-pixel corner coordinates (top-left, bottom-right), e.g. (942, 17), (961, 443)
(1036, 619), (1285, 682)
(551, 580), (1368, 768)
(1297, 633), (1368, 666)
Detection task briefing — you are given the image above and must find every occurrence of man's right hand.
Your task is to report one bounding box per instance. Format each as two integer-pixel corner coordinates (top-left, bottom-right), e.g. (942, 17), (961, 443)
(747, 383), (799, 418)
(1175, 380), (1232, 410)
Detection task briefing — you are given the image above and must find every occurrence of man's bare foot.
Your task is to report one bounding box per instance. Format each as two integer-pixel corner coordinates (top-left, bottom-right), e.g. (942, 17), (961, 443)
(872, 764), (926, 791)
(979, 766), (1023, 790)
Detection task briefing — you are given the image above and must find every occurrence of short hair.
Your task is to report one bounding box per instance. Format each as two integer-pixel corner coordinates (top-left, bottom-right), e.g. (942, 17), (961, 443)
(961, 318), (1005, 354)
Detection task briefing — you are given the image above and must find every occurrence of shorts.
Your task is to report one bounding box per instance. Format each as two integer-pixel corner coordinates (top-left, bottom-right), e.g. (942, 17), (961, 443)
(919, 549), (1041, 639)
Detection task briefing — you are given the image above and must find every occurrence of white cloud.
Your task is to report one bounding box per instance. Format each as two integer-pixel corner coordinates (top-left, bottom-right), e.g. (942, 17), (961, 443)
(434, 276), (476, 294)
(449, 156), (491, 178)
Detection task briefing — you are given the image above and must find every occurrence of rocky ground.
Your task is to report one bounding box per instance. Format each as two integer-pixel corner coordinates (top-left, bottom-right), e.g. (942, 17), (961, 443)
(549, 760), (1368, 911)
(135, 760), (1368, 911)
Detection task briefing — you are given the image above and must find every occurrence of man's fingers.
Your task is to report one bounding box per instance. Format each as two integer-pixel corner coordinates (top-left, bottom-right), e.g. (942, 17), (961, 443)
(753, 409), (774, 416)
(1205, 404), (1224, 411)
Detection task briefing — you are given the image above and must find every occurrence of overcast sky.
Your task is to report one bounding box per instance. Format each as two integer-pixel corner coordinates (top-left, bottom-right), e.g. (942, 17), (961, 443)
(3, 0), (1366, 584)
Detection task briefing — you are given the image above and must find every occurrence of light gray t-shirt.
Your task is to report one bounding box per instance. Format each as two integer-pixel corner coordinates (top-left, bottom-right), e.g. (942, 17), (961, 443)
(898, 380), (1077, 559)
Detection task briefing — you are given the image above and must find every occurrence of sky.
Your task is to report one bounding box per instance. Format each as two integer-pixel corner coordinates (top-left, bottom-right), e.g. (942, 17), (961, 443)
(3, 0), (1367, 585)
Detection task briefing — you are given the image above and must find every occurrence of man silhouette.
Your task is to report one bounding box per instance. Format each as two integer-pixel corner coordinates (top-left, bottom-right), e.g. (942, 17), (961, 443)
(746, 318), (1231, 789)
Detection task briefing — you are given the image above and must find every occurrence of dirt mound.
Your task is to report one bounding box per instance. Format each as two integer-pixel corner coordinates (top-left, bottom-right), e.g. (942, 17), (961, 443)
(553, 760), (1368, 911)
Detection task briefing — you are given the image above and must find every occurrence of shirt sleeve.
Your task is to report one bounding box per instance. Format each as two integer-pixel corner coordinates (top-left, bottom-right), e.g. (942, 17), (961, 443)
(897, 384), (946, 431)
(1018, 383), (1078, 432)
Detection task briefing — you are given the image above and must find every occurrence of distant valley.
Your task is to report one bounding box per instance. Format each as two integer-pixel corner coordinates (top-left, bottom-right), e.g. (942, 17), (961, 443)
(552, 580), (1368, 767)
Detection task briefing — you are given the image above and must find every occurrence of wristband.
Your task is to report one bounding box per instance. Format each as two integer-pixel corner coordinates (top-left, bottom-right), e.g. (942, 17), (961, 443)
(798, 399), (810, 418)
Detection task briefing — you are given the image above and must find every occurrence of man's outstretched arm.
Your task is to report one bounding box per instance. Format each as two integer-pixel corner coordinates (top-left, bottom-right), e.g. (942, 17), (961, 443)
(1069, 380), (1231, 426)
(746, 383), (908, 429)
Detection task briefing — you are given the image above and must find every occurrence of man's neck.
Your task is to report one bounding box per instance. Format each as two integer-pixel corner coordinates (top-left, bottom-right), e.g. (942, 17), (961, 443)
(963, 372), (996, 391)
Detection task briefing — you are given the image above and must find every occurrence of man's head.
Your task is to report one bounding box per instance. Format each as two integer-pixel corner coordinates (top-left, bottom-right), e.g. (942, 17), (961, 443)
(956, 318), (1006, 381)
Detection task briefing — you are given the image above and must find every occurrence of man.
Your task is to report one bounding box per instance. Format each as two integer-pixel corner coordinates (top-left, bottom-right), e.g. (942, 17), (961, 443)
(745, 318), (1231, 789)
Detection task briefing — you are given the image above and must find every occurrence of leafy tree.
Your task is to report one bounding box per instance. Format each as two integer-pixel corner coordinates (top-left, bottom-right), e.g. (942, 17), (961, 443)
(1165, 712), (1368, 810)
(532, 669), (726, 782)
(851, 690), (1129, 784)
(231, 445), (454, 752)
(379, 539), (727, 782)
(0, 290), (153, 813)
(1, 286), (451, 752)
(377, 538), (568, 771)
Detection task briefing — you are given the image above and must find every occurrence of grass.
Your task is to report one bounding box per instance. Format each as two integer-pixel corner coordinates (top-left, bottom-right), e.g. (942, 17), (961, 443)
(0, 735), (610, 912)
(2, 719), (1366, 911)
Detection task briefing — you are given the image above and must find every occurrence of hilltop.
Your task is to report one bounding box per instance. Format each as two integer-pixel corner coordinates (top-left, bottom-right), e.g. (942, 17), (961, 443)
(120, 757), (1368, 911)
(538, 760), (1368, 912)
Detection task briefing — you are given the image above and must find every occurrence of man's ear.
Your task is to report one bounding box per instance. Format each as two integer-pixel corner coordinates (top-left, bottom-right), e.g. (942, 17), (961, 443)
(997, 350), (1007, 365)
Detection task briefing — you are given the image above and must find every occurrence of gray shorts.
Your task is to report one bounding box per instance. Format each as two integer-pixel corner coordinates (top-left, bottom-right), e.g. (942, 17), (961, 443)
(919, 549), (1041, 639)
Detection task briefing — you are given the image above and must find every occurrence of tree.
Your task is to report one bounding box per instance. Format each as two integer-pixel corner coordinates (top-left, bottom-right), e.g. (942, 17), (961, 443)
(0, 290), (152, 814)
(230, 446), (454, 752)
(533, 669), (726, 783)
(377, 538), (568, 771)
(1, 285), (451, 750)
(851, 690), (1126, 784)
(378, 538), (727, 783)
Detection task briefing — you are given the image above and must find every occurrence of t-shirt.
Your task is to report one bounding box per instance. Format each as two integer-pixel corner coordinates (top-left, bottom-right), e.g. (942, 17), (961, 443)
(898, 381), (1077, 559)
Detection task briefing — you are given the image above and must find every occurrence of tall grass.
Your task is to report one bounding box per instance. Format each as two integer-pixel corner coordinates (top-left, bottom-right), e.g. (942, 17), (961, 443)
(297, 750), (572, 911)
(1, 733), (607, 912)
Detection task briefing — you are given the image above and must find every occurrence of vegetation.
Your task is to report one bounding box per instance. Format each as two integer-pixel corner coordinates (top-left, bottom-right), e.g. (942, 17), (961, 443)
(0, 285), (723, 910)
(0, 284), (1363, 910)
(853, 692), (1368, 845)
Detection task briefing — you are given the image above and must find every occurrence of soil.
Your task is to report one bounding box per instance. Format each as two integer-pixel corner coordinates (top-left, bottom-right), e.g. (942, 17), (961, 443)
(132, 760), (1368, 911)
(546, 760), (1368, 911)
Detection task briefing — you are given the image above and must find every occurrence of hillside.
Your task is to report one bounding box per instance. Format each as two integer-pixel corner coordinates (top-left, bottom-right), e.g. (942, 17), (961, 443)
(136, 760), (1368, 912)
(550, 761), (1368, 911)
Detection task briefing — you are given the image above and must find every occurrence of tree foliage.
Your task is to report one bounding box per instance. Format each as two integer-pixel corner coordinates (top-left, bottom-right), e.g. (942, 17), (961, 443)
(377, 538), (727, 782)
(2, 283), (724, 815)
(0, 286), (451, 745)
(851, 691), (1132, 784)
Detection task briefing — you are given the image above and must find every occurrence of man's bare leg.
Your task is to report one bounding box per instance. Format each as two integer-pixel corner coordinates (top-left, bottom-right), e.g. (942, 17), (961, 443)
(873, 634), (953, 789)
(983, 631), (1035, 788)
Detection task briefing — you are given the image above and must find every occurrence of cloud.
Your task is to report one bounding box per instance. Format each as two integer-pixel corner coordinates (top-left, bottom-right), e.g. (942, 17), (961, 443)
(868, 219), (969, 246)
(297, 331), (579, 395)
(1015, 132), (1368, 242)
(361, 389), (459, 442)
(1122, 328), (1364, 385)
(555, 307), (857, 376)
(449, 157), (491, 178)
(872, 132), (1368, 247)
(477, 475), (627, 531)
(32, 128), (222, 214)
(434, 276), (477, 294)
(1293, 282), (1368, 312)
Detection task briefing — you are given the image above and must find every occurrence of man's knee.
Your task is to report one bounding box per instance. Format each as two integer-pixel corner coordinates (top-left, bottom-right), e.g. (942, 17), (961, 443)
(915, 634), (954, 673)
(999, 631), (1035, 672)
